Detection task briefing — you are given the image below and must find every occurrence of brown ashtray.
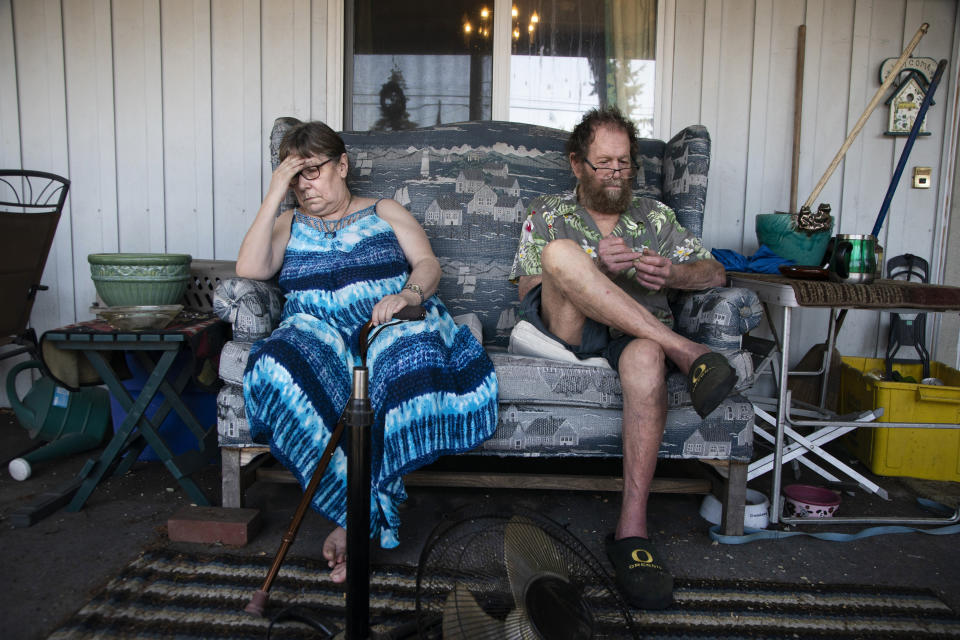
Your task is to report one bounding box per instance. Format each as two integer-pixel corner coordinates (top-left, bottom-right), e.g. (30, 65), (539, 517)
(779, 265), (830, 280)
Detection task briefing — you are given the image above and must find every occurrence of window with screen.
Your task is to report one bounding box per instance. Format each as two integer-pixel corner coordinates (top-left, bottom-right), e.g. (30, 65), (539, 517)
(346, 1), (656, 134)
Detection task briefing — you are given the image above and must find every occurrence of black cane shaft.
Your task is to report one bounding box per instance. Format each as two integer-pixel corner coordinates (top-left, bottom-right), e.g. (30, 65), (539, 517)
(346, 368), (372, 640)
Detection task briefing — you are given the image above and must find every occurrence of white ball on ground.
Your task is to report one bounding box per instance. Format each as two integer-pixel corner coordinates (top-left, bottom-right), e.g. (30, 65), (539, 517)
(9, 458), (32, 481)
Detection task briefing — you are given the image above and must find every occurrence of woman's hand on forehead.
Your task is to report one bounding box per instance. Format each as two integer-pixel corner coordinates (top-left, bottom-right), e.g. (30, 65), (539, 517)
(279, 154), (305, 168)
(270, 155), (308, 194)
(291, 153), (330, 166)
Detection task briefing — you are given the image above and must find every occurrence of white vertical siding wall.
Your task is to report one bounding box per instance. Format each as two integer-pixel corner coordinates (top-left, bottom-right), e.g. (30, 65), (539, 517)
(11, 0), (74, 338)
(211, 0), (262, 259)
(1, 0), (336, 327)
(112, 0), (165, 255)
(0, 0), (18, 170)
(668, 0), (959, 364)
(0, 0), (339, 404)
(161, 0), (214, 258)
(0, 0), (957, 403)
(63, 0), (120, 319)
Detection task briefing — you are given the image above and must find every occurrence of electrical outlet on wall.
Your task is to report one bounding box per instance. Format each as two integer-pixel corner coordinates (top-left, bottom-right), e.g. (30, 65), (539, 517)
(913, 167), (932, 189)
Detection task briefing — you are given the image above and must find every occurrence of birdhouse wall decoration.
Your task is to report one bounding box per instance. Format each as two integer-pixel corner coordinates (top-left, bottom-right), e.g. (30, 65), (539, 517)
(880, 56), (938, 136)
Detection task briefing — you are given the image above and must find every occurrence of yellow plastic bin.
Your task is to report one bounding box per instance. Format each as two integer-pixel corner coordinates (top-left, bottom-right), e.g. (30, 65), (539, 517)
(840, 356), (960, 481)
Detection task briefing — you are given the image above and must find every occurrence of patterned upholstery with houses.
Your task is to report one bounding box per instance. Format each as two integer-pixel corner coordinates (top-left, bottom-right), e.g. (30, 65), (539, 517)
(213, 119), (764, 532)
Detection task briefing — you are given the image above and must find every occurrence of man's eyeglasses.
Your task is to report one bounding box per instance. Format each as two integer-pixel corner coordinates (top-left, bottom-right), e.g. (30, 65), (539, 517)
(291, 157), (334, 183)
(583, 157), (638, 179)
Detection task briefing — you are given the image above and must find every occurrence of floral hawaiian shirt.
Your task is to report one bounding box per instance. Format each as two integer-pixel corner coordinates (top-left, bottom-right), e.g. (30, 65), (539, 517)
(509, 191), (714, 328)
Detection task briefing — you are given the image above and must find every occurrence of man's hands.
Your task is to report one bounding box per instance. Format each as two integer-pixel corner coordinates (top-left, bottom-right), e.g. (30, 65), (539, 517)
(631, 247), (672, 291)
(597, 236), (642, 276)
(597, 237), (672, 291)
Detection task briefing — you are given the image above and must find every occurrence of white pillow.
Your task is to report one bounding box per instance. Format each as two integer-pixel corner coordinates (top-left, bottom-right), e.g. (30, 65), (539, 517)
(508, 320), (612, 369)
(452, 312), (483, 344)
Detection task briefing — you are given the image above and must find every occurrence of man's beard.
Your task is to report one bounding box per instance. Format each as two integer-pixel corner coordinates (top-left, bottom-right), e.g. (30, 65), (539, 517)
(578, 174), (633, 214)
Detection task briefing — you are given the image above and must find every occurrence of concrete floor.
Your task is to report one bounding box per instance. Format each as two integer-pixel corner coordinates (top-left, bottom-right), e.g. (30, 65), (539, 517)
(2, 408), (960, 640)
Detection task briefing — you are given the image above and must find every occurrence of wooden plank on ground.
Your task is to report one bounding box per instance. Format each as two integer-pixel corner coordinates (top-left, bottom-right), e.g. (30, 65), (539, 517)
(9, 479), (81, 528)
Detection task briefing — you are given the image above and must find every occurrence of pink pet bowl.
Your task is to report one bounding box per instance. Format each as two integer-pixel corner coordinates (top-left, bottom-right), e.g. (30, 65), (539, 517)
(783, 484), (841, 518)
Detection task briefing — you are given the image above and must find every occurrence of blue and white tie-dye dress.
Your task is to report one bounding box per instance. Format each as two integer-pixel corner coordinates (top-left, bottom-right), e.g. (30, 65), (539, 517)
(243, 204), (498, 548)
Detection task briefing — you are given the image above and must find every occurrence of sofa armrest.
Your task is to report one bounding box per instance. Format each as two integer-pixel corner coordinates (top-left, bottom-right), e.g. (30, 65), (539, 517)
(213, 277), (285, 342)
(671, 286), (763, 353)
(661, 125), (711, 238)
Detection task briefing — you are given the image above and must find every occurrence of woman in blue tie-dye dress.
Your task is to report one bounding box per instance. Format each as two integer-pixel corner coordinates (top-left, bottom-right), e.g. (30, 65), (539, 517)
(236, 121), (498, 582)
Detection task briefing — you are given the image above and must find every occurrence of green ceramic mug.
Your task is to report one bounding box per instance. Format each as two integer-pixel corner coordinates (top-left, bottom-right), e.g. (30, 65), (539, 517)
(829, 234), (877, 284)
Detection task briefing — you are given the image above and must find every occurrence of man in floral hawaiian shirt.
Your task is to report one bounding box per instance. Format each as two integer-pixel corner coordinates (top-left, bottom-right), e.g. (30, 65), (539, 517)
(509, 107), (737, 610)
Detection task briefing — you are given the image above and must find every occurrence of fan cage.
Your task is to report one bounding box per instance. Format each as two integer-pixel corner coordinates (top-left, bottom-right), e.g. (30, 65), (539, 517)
(415, 507), (639, 639)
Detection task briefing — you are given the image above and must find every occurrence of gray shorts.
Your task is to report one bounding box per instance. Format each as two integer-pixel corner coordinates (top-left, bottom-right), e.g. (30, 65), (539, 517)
(518, 283), (634, 372)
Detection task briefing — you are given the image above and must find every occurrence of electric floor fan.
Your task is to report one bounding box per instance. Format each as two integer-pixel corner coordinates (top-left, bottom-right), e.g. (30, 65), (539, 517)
(415, 507), (639, 639)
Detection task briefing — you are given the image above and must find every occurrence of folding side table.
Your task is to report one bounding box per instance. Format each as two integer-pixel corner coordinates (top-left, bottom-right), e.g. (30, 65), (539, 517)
(40, 315), (225, 512)
(728, 272), (960, 526)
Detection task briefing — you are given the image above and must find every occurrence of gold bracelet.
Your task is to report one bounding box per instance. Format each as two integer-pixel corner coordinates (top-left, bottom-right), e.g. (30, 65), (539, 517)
(402, 282), (424, 303)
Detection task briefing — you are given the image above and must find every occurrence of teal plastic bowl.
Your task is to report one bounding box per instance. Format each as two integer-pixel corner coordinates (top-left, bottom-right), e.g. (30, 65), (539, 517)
(755, 213), (833, 266)
(88, 253), (192, 307)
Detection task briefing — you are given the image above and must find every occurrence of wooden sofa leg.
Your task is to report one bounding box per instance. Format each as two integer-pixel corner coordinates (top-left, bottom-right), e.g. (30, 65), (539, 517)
(721, 461), (748, 536)
(221, 447), (243, 508)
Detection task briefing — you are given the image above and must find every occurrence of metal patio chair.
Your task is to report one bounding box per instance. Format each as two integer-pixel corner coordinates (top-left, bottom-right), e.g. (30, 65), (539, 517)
(0, 170), (69, 363)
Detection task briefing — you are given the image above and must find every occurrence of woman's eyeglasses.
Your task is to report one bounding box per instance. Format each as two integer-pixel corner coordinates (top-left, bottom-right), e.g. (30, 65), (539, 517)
(583, 157), (638, 179)
(291, 157), (334, 184)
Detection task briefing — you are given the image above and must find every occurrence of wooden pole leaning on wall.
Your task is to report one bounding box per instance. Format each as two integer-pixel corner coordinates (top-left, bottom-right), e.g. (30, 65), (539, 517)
(801, 22), (929, 211)
(789, 25), (806, 214)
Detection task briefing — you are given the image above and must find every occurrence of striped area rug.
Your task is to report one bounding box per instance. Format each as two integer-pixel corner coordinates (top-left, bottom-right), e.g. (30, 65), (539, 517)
(50, 547), (960, 639)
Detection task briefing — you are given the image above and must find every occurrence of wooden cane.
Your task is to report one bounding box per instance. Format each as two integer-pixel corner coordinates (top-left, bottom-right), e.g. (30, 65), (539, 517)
(244, 418), (346, 616)
(243, 305), (425, 617)
(801, 22), (928, 211)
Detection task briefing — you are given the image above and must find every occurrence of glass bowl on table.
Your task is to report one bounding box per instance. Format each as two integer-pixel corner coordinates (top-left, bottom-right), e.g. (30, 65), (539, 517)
(96, 305), (184, 331)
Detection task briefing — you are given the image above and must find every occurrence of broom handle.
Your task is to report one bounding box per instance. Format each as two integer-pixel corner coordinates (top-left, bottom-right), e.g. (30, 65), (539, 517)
(258, 418), (346, 594)
(802, 22), (928, 211)
(871, 59), (948, 238)
(789, 25), (806, 214)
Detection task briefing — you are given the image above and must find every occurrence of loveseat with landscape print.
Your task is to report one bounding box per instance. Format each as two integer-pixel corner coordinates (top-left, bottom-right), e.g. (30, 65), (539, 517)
(213, 118), (764, 536)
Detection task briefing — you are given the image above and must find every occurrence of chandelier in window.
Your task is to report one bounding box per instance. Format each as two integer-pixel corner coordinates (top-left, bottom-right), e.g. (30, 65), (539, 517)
(461, 5), (539, 44)
(462, 6), (491, 40)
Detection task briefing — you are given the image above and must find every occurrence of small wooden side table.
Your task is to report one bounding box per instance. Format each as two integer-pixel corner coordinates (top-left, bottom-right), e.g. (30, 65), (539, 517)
(40, 315), (226, 512)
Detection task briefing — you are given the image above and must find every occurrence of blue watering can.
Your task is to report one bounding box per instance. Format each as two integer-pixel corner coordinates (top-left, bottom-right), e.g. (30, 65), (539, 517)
(6, 361), (110, 481)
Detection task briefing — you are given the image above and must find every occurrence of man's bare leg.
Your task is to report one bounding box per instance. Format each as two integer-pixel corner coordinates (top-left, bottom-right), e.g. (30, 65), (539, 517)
(615, 339), (667, 540)
(602, 337), (675, 610)
(540, 239), (708, 373)
(322, 526), (347, 583)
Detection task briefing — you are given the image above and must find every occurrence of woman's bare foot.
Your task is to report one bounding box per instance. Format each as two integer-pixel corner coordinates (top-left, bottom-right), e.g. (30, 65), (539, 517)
(323, 526), (347, 583)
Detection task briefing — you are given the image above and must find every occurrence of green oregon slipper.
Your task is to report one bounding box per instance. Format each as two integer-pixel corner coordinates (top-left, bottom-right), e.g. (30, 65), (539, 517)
(688, 352), (737, 418)
(604, 534), (674, 610)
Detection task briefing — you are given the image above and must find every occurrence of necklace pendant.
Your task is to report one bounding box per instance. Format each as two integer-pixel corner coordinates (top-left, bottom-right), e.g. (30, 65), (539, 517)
(325, 231), (336, 238)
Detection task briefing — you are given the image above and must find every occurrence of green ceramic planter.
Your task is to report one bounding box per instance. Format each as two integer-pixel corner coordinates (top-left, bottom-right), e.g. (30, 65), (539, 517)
(755, 213), (833, 266)
(88, 253), (192, 307)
